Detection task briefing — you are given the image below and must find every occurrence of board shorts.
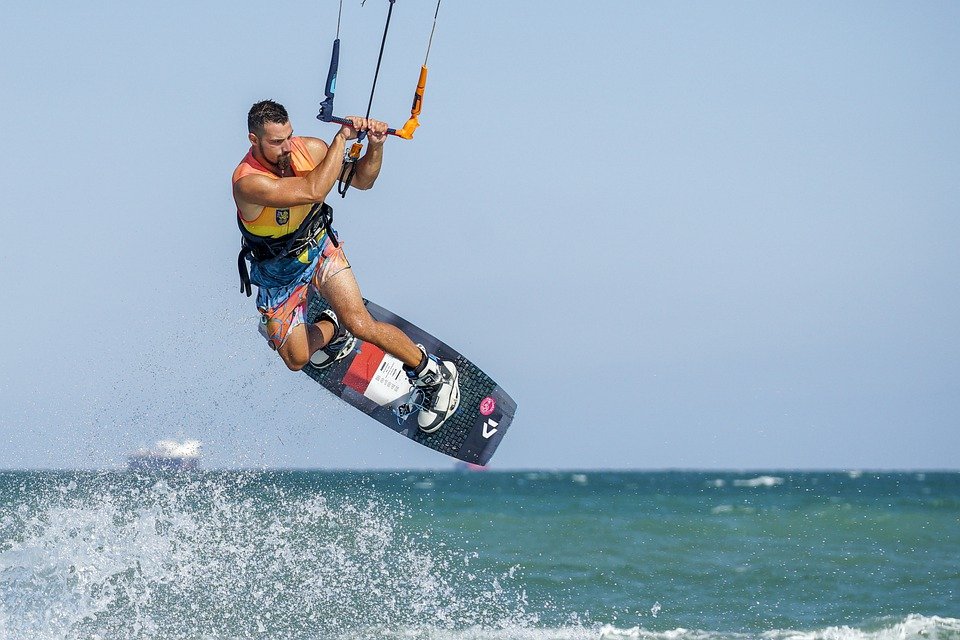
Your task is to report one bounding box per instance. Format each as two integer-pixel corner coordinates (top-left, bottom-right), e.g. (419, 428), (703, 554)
(252, 240), (351, 351)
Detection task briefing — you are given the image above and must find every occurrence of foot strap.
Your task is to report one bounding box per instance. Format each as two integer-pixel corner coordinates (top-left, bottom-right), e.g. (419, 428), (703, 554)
(403, 344), (429, 377)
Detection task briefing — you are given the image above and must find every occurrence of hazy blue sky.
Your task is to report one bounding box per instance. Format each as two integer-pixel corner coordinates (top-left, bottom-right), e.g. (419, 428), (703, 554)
(1, 1), (957, 470)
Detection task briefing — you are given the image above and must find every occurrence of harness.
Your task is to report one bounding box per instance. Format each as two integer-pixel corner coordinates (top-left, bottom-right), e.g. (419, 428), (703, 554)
(236, 201), (339, 297)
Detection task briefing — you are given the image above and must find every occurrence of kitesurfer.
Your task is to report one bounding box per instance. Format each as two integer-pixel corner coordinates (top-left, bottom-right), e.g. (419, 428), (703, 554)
(232, 100), (460, 432)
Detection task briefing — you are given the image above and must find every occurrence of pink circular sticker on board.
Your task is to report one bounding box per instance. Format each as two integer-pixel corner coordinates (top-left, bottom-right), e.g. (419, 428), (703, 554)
(479, 396), (496, 416)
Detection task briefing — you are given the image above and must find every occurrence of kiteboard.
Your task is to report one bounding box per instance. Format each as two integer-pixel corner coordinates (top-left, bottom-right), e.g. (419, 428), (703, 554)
(302, 296), (516, 465)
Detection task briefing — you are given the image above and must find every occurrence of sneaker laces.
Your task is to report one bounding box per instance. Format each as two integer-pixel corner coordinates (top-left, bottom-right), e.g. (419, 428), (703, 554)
(395, 387), (428, 424)
(395, 363), (442, 424)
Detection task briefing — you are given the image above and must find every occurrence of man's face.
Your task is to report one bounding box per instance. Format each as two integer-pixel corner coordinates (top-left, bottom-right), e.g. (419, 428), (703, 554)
(252, 120), (294, 172)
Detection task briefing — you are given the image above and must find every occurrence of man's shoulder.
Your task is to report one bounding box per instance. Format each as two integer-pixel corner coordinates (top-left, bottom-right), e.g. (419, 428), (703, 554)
(232, 149), (267, 184)
(294, 135), (325, 144)
(296, 136), (328, 156)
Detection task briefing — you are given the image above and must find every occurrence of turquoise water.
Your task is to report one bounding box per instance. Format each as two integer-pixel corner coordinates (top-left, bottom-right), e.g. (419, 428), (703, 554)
(1, 470), (957, 639)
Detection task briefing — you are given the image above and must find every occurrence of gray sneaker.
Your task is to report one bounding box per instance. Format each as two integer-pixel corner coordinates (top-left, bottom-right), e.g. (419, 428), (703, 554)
(309, 309), (357, 369)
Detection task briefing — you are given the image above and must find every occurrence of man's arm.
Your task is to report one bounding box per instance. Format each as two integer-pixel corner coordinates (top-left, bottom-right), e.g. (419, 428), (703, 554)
(234, 129), (349, 211)
(345, 118), (388, 191)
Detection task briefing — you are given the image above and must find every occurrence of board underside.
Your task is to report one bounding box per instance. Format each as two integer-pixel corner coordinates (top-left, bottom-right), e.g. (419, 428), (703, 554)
(302, 296), (516, 465)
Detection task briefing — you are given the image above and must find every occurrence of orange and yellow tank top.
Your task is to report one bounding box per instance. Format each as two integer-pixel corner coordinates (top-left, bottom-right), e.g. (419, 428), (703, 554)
(232, 137), (320, 239)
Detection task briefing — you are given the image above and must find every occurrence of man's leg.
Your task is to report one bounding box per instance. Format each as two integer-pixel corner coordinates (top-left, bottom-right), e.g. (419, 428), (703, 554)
(277, 319), (336, 371)
(258, 280), (335, 372)
(320, 266), (461, 433)
(319, 267), (423, 368)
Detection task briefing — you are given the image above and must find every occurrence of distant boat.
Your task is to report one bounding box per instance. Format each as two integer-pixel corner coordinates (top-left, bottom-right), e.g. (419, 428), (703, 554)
(127, 439), (201, 471)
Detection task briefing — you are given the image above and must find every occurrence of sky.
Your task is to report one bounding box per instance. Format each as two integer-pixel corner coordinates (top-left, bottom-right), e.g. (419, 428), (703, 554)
(0, 1), (958, 471)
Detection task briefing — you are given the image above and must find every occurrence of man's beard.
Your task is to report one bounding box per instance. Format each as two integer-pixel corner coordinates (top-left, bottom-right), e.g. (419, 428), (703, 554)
(260, 142), (291, 173)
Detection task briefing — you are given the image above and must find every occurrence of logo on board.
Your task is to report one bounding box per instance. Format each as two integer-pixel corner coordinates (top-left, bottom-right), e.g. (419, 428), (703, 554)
(479, 396), (496, 416)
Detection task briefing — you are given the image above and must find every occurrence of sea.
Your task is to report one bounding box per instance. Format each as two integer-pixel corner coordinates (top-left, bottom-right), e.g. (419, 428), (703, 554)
(0, 470), (957, 640)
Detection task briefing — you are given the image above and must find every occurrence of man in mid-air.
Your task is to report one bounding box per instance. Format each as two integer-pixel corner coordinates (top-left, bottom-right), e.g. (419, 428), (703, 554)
(232, 100), (459, 432)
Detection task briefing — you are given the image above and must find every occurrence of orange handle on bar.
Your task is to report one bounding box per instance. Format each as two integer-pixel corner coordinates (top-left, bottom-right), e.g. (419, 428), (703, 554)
(395, 65), (428, 140)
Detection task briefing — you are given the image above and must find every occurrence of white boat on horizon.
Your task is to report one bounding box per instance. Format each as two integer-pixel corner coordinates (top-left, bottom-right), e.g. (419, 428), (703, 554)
(127, 439), (201, 471)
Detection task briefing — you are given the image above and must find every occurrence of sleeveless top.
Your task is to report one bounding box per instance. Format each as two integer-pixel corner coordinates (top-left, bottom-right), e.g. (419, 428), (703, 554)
(232, 137), (324, 240)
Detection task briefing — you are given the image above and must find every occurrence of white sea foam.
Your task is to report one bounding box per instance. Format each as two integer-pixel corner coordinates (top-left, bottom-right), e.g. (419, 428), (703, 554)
(193, 616), (960, 640)
(732, 475), (784, 488)
(710, 504), (756, 515)
(0, 473), (533, 640)
(598, 615), (960, 640)
(233, 618), (960, 640)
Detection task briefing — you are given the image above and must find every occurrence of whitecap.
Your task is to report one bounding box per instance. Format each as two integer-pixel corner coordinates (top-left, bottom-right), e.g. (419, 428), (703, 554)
(732, 475), (783, 488)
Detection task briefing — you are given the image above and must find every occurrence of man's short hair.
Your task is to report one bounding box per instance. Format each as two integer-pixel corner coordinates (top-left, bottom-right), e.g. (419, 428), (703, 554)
(248, 100), (289, 135)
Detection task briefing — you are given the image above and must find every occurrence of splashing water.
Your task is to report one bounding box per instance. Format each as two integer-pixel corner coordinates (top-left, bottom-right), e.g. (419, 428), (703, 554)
(3, 471), (959, 640)
(0, 472), (533, 640)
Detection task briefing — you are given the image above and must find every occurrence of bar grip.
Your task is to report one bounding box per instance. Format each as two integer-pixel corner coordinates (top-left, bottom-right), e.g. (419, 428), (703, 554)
(326, 115), (400, 137)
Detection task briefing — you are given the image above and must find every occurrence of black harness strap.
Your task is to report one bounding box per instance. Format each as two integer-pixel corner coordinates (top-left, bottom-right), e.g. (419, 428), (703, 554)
(237, 202), (338, 297)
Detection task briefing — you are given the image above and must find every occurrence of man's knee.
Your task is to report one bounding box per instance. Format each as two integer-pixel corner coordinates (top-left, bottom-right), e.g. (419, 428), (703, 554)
(278, 331), (310, 371)
(280, 352), (307, 372)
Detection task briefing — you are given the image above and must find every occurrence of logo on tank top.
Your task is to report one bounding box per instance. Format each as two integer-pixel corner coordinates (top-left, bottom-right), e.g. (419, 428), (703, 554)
(275, 209), (290, 225)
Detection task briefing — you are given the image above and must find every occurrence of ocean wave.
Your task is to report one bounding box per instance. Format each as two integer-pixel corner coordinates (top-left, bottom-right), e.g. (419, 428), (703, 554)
(2, 471), (957, 640)
(732, 476), (784, 488)
(598, 615), (960, 640)
(709, 504), (756, 515)
(298, 615), (960, 640)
